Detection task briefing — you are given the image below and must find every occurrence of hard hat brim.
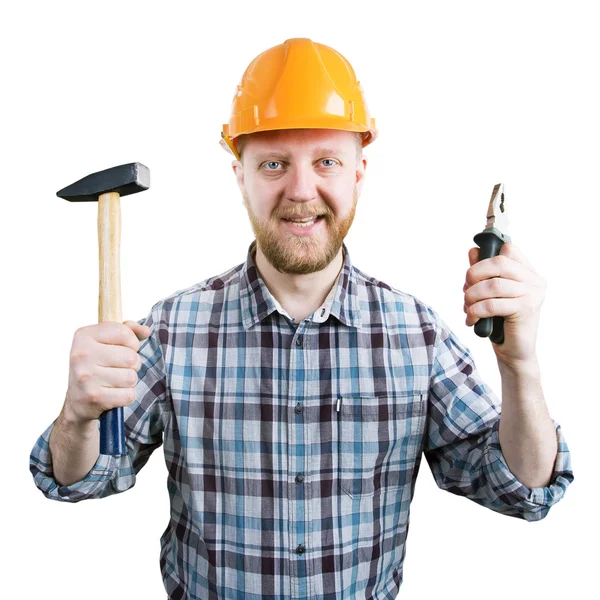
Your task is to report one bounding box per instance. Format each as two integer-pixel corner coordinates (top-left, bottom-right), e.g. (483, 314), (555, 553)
(220, 123), (378, 159)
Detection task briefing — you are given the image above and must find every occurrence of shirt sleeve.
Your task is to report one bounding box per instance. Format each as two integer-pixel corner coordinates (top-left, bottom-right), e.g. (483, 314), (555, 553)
(423, 309), (574, 521)
(29, 302), (171, 502)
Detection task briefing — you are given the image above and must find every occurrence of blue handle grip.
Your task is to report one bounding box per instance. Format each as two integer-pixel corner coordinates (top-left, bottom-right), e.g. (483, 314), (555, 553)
(100, 407), (126, 455)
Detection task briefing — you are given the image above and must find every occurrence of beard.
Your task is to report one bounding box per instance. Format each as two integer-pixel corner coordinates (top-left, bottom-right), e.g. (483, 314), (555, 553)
(242, 187), (358, 275)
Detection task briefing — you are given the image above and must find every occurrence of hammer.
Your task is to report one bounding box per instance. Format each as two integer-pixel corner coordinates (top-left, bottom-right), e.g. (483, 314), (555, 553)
(57, 162), (150, 455)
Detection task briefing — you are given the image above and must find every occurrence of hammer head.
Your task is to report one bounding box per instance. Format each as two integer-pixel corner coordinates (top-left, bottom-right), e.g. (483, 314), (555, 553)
(57, 162), (150, 202)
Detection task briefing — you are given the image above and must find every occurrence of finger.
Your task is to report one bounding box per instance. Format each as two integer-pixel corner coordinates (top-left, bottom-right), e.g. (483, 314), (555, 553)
(499, 242), (538, 274)
(96, 387), (138, 412)
(96, 365), (141, 389)
(83, 322), (143, 352)
(465, 297), (521, 326)
(124, 320), (152, 341)
(466, 254), (544, 288)
(95, 342), (142, 370)
(464, 277), (527, 305)
(468, 247), (480, 267)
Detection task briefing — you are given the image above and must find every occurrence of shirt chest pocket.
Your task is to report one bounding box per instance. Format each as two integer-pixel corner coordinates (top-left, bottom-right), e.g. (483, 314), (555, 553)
(338, 393), (426, 499)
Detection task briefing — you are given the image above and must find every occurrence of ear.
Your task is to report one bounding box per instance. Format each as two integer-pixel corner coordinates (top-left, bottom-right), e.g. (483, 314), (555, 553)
(232, 159), (244, 189)
(355, 155), (367, 195)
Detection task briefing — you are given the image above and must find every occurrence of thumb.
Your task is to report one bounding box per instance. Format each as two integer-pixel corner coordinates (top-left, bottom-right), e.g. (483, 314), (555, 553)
(123, 320), (152, 341)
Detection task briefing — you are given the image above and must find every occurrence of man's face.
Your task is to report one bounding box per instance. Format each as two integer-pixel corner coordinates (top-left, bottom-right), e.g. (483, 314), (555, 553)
(232, 128), (367, 275)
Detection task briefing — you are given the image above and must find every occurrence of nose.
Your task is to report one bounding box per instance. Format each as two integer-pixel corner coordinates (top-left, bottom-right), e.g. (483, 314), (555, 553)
(285, 161), (318, 203)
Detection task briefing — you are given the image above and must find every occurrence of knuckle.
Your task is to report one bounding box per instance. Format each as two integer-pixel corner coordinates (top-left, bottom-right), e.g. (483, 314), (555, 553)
(491, 255), (503, 268)
(106, 323), (130, 346)
(485, 298), (498, 313)
(489, 277), (503, 294)
(128, 369), (138, 385)
(74, 325), (91, 338)
(75, 370), (92, 386)
(497, 254), (511, 269)
(118, 326), (133, 345)
(129, 351), (140, 368)
(71, 348), (89, 364)
(120, 326), (140, 350)
(86, 388), (102, 405)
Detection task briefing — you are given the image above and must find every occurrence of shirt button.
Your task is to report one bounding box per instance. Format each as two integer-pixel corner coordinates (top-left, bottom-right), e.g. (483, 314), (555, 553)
(321, 308), (326, 317)
(296, 544), (305, 555)
(294, 403), (303, 415)
(295, 336), (303, 347)
(295, 473), (304, 484)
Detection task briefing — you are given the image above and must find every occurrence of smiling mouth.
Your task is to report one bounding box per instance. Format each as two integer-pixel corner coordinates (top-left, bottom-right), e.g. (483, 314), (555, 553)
(281, 215), (325, 222)
(281, 215), (325, 228)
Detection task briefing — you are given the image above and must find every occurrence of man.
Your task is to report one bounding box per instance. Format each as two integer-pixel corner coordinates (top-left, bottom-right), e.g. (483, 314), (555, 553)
(30, 38), (573, 599)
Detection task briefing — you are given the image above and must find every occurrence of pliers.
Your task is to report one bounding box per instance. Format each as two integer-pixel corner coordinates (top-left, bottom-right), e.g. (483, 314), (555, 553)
(473, 183), (511, 344)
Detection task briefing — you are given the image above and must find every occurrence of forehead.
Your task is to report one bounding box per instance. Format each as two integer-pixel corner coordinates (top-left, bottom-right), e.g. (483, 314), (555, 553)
(241, 128), (356, 157)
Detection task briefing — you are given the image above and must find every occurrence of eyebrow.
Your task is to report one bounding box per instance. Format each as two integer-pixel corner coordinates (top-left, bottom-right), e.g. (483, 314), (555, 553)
(253, 148), (347, 162)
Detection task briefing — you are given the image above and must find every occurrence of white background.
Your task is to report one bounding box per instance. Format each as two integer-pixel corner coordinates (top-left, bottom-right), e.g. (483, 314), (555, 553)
(1, 0), (596, 598)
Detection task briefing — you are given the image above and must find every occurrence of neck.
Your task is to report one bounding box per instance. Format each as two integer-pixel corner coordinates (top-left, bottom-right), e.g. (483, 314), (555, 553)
(254, 244), (344, 323)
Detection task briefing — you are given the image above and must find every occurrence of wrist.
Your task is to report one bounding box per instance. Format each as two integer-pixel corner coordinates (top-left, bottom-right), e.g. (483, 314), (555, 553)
(497, 355), (541, 380)
(58, 405), (98, 438)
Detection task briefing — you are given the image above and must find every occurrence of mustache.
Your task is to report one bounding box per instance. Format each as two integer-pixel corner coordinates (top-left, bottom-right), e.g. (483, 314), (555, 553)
(273, 190), (337, 220)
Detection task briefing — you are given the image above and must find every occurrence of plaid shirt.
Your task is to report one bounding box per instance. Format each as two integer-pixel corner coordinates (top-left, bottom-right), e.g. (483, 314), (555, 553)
(30, 240), (573, 599)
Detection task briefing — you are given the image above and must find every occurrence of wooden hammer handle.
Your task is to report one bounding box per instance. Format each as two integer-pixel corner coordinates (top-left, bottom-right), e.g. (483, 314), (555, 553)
(97, 191), (126, 455)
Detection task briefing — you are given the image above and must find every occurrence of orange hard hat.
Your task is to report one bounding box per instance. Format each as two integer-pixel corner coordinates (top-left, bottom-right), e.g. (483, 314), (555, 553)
(220, 38), (378, 160)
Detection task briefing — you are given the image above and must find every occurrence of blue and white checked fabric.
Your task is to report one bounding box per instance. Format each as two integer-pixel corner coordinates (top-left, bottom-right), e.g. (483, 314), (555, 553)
(30, 240), (573, 599)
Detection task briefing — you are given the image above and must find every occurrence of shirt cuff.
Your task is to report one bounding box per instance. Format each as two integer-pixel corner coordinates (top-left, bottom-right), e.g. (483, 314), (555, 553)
(485, 418), (574, 511)
(30, 421), (116, 501)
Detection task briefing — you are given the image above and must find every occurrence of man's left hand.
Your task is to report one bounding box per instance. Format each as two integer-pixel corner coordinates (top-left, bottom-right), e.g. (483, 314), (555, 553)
(463, 242), (546, 368)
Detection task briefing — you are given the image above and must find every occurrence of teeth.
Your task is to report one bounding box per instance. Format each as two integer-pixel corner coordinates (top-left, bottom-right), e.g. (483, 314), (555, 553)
(288, 219), (316, 228)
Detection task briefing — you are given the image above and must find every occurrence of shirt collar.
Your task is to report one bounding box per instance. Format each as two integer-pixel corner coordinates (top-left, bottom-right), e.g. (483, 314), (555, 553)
(240, 240), (363, 330)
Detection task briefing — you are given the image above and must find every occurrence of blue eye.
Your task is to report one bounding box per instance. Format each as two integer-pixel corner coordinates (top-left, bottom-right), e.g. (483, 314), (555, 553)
(261, 159), (337, 171)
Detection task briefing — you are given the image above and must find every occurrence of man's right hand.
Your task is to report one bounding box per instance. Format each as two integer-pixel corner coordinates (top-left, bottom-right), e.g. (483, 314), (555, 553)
(62, 320), (151, 425)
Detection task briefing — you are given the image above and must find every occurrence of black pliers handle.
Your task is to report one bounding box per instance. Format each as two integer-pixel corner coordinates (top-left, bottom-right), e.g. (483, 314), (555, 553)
(473, 226), (510, 344)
